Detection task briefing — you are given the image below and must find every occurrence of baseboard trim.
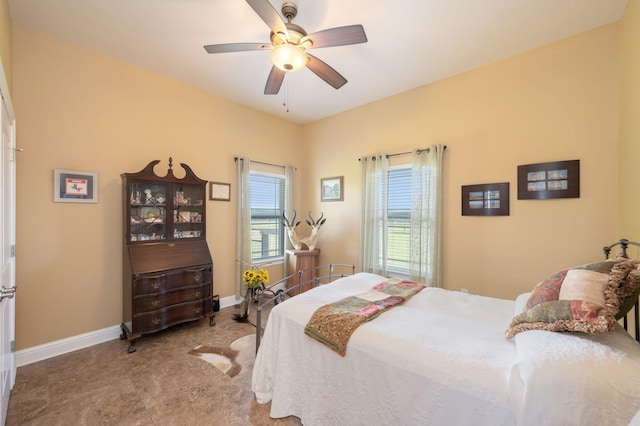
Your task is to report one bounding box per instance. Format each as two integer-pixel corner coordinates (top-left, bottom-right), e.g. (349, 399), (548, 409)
(15, 294), (241, 367)
(15, 325), (122, 367)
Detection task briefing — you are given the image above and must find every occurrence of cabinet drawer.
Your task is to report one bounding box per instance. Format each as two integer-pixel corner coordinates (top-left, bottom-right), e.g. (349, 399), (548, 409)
(133, 266), (211, 296)
(133, 299), (211, 333)
(133, 284), (211, 312)
(182, 267), (209, 286)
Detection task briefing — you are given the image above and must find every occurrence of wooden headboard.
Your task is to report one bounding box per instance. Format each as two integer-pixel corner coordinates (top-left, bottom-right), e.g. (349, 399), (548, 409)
(603, 239), (640, 342)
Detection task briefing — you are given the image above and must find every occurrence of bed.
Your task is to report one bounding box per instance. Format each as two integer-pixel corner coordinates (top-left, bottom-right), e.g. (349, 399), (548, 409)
(251, 240), (640, 425)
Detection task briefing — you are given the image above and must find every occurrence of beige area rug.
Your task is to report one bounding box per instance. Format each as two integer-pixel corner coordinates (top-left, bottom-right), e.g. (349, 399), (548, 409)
(189, 334), (256, 378)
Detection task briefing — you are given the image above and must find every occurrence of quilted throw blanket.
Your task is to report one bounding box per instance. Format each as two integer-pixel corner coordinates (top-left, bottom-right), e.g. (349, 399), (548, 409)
(304, 279), (427, 355)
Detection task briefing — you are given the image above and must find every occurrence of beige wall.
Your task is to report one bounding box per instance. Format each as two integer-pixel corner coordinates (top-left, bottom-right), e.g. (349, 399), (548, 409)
(0, 0), (11, 87)
(12, 25), (303, 350)
(619, 0), (640, 255)
(304, 23), (621, 300)
(9, 17), (629, 350)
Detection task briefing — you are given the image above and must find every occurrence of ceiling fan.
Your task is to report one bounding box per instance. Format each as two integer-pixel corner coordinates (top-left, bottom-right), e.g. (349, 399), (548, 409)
(204, 0), (367, 95)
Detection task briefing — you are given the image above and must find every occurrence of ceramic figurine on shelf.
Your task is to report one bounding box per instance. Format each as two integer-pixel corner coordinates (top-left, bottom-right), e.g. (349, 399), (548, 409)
(175, 191), (185, 205)
(131, 190), (142, 205)
(143, 188), (155, 204)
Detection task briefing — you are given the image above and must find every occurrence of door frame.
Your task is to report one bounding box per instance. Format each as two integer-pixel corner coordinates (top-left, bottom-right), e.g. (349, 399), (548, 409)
(0, 57), (17, 425)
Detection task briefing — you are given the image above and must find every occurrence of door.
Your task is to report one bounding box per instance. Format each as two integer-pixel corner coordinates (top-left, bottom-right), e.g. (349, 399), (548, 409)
(0, 78), (17, 425)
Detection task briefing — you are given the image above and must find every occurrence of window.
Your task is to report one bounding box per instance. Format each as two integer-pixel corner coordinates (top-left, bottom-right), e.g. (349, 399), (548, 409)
(386, 166), (411, 275)
(361, 147), (444, 285)
(250, 171), (285, 261)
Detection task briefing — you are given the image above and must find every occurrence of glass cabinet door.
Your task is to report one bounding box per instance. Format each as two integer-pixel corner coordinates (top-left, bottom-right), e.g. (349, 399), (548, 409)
(172, 184), (205, 240)
(129, 182), (167, 242)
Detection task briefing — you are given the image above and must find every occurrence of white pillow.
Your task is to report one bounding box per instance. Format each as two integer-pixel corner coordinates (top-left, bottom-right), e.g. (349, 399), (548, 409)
(514, 292), (531, 315)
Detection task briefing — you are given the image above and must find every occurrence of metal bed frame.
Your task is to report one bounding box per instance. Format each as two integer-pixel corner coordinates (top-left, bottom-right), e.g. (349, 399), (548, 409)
(248, 239), (640, 352)
(603, 238), (640, 342)
(252, 263), (355, 352)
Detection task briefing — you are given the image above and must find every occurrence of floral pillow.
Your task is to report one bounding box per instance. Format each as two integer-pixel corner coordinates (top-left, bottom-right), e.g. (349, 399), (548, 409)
(506, 259), (637, 339)
(616, 267), (640, 319)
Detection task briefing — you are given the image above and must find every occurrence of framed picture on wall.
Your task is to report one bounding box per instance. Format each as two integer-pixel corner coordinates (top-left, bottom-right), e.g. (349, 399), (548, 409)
(53, 169), (98, 203)
(461, 182), (510, 216)
(209, 182), (231, 201)
(517, 160), (580, 200)
(321, 176), (344, 202)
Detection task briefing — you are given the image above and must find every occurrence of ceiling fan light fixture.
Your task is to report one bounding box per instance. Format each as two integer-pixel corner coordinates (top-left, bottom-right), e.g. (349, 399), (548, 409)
(270, 43), (307, 72)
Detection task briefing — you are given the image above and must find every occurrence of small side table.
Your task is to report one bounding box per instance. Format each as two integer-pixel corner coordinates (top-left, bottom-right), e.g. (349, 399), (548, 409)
(286, 249), (320, 295)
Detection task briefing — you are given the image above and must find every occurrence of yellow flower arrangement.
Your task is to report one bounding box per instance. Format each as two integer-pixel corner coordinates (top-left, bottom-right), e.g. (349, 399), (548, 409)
(242, 268), (270, 288)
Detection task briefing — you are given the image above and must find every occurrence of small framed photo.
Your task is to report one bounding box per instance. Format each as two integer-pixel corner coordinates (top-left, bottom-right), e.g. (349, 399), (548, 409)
(321, 176), (343, 202)
(178, 211), (191, 223)
(209, 182), (230, 201)
(517, 160), (579, 200)
(53, 169), (98, 203)
(461, 182), (510, 216)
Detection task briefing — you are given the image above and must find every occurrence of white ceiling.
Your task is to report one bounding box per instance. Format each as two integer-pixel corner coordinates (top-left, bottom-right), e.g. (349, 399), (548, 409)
(8, 0), (628, 124)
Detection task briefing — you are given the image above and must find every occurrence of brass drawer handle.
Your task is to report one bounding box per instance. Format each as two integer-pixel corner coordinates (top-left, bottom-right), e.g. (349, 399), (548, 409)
(194, 290), (201, 298)
(151, 282), (160, 290)
(194, 307), (201, 314)
(187, 268), (204, 283)
(151, 299), (160, 307)
(152, 318), (161, 325)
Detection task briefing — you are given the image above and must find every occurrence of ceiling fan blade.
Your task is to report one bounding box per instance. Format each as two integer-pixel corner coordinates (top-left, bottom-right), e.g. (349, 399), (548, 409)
(204, 43), (271, 54)
(264, 66), (286, 95)
(246, 0), (289, 39)
(306, 54), (347, 90)
(303, 25), (367, 49)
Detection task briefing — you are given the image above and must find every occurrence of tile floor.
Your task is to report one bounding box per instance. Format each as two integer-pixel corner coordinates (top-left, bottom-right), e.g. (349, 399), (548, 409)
(6, 306), (301, 425)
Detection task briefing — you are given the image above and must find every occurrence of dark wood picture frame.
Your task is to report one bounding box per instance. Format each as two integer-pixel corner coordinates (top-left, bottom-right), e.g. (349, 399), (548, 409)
(209, 182), (231, 201)
(321, 176), (344, 202)
(517, 160), (579, 200)
(462, 182), (510, 216)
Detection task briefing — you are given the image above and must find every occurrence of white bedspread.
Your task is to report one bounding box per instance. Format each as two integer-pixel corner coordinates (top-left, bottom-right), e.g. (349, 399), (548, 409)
(252, 273), (517, 425)
(251, 273), (640, 425)
(509, 327), (640, 425)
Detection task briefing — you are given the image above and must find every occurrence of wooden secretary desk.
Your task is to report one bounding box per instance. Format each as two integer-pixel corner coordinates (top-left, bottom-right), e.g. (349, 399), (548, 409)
(120, 158), (215, 353)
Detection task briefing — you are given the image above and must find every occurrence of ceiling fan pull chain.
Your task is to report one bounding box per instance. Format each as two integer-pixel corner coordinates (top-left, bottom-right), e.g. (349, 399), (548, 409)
(283, 75), (289, 113)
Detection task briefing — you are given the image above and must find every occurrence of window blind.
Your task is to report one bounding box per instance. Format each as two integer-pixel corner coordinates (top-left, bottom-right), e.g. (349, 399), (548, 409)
(250, 172), (285, 261)
(387, 167), (411, 274)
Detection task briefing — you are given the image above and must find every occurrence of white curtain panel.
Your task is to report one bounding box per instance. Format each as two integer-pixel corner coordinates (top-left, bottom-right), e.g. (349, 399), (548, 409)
(409, 145), (445, 286)
(235, 157), (252, 298)
(283, 165), (295, 277)
(359, 154), (389, 275)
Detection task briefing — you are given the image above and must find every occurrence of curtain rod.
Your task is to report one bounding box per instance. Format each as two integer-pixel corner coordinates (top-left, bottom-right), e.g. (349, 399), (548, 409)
(358, 145), (447, 161)
(234, 156), (286, 169)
